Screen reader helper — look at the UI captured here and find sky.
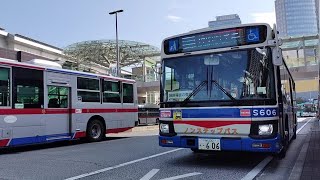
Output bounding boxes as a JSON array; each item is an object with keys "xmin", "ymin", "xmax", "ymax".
[{"xmin": 0, "ymin": 0, "xmax": 276, "ymax": 49}]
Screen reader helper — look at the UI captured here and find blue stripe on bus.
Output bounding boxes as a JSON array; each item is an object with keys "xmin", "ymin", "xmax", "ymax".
[
  {"xmin": 47, "ymin": 68, "xmax": 98, "ymax": 78},
  {"xmin": 9, "ymin": 133, "xmax": 72, "ymax": 146},
  {"xmin": 162, "ymin": 107, "xmax": 278, "ymax": 118}
]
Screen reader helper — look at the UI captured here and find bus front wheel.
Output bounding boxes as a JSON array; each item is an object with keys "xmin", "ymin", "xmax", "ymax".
[{"xmin": 87, "ymin": 119, "xmax": 105, "ymax": 142}]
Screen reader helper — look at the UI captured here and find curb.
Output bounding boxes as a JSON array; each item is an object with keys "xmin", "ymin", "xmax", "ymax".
[
  {"xmin": 127, "ymin": 125, "xmax": 159, "ymax": 132},
  {"xmin": 288, "ymin": 124, "xmax": 312, "ymax": 180},
  {"xmin": 132, "ymin": 126, "xmax": 158, "ymax": 132}
]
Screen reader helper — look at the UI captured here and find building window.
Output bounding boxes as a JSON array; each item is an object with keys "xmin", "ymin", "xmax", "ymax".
[
  {"xmin": 103, "ymin": 80, "xmax": 120, "ymax": 103},
  {"xmin": 0, "ymin": 67, "xmax": 10, "ymax": 107},
  {"xmin": 123, "ymin": 83, "xmax": 134, "ymax": 103},
  {"xmin": 77, "ymin": 77, "xmax": 100, "ymax": 102},
  {"xmin": 13, "ymin": 67, "xmax": 44, "ymax": 109}
]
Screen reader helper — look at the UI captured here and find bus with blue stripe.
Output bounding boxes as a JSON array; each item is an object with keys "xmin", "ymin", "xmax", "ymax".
[
  {"xmin": 0, "ymin": 58, "xmax": 138, "ymax": 148},
  {"xmin": 159, "ymin": 23, "xmax": 296, "ymax": 157}
]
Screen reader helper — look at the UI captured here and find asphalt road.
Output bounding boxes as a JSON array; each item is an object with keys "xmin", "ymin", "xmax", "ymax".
[{"xmin": 0, "ymin": 118, "xmax": 314, "ymax": 180}]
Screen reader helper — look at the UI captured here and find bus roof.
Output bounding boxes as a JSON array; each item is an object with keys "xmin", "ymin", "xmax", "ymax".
[
  {"xmin": 162, "ymin": 23, "xmax": 271, "ymax": 43},
  {"xmin": 0, "ymin": 57, "xmax": 135, "ymax": 83}
]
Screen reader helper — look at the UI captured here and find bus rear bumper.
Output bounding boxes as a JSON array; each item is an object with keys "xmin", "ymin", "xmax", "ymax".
[{"xmin": 159, "ymin": 134, "xmax": 281, "ymax": 153}]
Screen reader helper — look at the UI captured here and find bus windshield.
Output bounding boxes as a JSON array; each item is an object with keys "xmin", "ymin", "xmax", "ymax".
[{"xmin": 162, "ymin": 48, "xmax": 275, "ymax": 102}]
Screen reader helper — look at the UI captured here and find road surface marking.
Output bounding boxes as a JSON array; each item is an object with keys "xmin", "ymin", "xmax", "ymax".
[
  {"xmin": 241, "ymin": 156, "xmax": 273, "ymax": 180},
  {"xmin": 160, "ymin": 172, "xmax": 202, "ymax": 180},
  {"xmin": 297, "ymin": 118, "xmax": 312, "ymax": 133},
  {"xmin": 140, "ymin": 169, "xmax": 202, "ymax": 180},
  {"xmin": 140, "ymin": 169, "xmax": 160, "ymax": 180},
  {"xmin": 65, "ymin": 148, "xmax": 183, "ymax": 180}
]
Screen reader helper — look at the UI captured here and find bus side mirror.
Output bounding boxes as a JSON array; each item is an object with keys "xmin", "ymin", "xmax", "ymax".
[{"xmin": 272, "ymin": 24, "xmax": 283, "ymax": 66}]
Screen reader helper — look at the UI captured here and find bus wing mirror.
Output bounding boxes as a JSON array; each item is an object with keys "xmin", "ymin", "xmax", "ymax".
[{"xmin": 272, "ymin": 24, "xmax": 283, "ymax": 66}]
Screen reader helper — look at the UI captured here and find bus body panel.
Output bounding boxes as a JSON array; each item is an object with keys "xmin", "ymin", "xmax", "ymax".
[{"xmin": 138, "ymin": 104, "xmax": 159, "ymax": 125}]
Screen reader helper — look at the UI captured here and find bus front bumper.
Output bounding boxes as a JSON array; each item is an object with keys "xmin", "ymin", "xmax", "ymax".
[{"xmin": 159, "ymin": 134, "xmax": 282, "ymax": 153}]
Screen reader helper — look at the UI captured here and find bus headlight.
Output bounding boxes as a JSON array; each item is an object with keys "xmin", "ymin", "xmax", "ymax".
[
  {"xmin": 258, "ymin": 124, "xmax": 273, "ymax": 136},
  {"xmin": 160, "ymin": 123, "xmax": 169, "ymax": 133}
]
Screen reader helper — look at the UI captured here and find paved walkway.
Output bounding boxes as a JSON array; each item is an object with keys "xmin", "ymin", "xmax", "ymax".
[
  {"xmin": 300, "ymin": 119, "xmax": 320, "ymax": 180},
  {"xmin": 107, "ymin": 125, "xmax": 158, "ymax": 137}
]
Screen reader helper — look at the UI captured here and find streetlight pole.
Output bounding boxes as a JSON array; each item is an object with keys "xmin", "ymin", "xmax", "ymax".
[{"xmin": 109, "ymin": 9, "xmax": 123, "ymax": 77}]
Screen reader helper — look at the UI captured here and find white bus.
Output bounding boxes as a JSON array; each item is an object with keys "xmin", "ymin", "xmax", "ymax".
[
  {"xmin": 159, "ymin": 24, "xmax": 297, "ymax": 158},
  {"xmin": 0, "ymin": 58, "xmax": 138, "ymax": 148},
  {"xmin": 137, "ymin": 104, "xmax": 159, "ymax": 125}
]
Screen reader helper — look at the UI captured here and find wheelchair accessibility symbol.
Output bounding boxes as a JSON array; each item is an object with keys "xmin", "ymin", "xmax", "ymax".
[
  {"xmin": 246, "ymin": 27, "xmax": 260, "ymax": 43},
  {"xmin": 169, "ymin": 39, "xmax": 178, "ymax": 53}
]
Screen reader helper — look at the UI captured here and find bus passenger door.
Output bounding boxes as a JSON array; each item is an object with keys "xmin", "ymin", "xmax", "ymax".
[
  {"xmin": 45, "ymin": 85, "xmax": 72, "ymax": 141},
  {"xmin": 122, "ymin": 82, "xmax": 137, "ymax": 127}
]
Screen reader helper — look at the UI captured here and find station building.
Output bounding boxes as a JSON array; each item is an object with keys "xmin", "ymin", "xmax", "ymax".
[{"xmin": 0, "ymin": 27, "xmax": 161, "ymax": 106}]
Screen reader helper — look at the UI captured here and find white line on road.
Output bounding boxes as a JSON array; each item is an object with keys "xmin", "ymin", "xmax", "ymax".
[
  {"xmin": 297, "ymin": 118, "xmax": 312, "ymax": 133},
  {"xmin": 160, "ymin": 172, "xmax": 202, "ymax": 180},
  {"xmin": 65, "ymin": 148, "xmax": 183, "ymax": 180},
  {"xmin": 140, "ymin": 169, "xmax": 160, "ymax": 180},
  {"xmin": 241, "ymin": 156, "xmax": 273, "ymax": 180},
  {"xmin": 140, "ymin": 169, "xmax": 202, "ymax": 180}
]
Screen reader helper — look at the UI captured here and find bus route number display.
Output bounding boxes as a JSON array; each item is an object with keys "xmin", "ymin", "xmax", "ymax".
[{"xmin": 164, "ymin": 25, "xmax": 267, "ymax": 54}]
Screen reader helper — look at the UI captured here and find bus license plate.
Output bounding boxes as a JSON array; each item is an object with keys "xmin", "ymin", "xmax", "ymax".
[{"xmin": 198, "ymin": 138, "xmax": 221, "ymax": 151}]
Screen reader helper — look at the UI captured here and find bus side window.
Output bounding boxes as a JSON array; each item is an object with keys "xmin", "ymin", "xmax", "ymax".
[
  {"xmin": 123, "ymin": 83, "xmax": 134, "ymax": 103},
  {"xmin": 12, "ymin": 67, "xmax": 44, "ymax": 109},
  {"xmin": 77, "ymin": 77, "xmax": 100, "ymax": 102},
  {"xmin": 280, "ymin": 84, "xmax": 287, "ymax": 103},
  {"xmin": 0, "ymin": 67, "xmax": 10, "ymax": 107},
  {"xmin": 48, "ymin": 86, "xmax": 69, "ymax": 108},
  {"xmin": 103, "ymin": 80, "xmax": 120, "ymax": 103}
]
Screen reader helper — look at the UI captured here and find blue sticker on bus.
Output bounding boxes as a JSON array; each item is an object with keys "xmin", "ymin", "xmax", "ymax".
[
  {"xmin": 168, "ymin": 39, "xmax": 179, "ymax": 52},
  {"xmin": 246, "ymin": 27, "xmax": 260, "ymax": 43}
]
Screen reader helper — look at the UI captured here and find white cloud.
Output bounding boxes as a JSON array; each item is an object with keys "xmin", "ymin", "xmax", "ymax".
[
  {"xmin": 251, "ymin": 12, "xmax": 276, "ymax": 26},
  {"xmin": 166, "ymin": 15, "xmax": 183, "ymax": 23}
]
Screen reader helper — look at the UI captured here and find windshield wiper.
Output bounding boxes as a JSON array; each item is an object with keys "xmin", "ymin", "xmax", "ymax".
[
  {"xmin": 210, "ymin": 80, "xmax": 236, "ymax": 101},
  {"xmin": 182, "ymin": 80, "xmax": 207, "ymax": 105}
]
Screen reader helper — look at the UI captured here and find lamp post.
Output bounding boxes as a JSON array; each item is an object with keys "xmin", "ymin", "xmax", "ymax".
[{"xmin": 109, "ymin": 9, "xmax": 123, "ymax": 77}]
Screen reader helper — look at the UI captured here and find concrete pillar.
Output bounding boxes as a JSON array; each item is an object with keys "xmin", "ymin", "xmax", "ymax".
[{"xmin": 142, "ymin": 58, "xmax": 146, "ymax": 82}]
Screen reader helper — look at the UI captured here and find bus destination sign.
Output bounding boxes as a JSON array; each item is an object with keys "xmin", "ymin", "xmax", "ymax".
[{"xmin": 164, "ymin": 25, "xmax": 267, "ymax": 54}]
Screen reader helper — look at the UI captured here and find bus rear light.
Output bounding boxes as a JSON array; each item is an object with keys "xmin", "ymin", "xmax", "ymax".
[
  {"xmin": 252, "ymin": 143, "xmax": 271, "ymax": 148},
  {"xmin": 161, "ymin": 139, "xmax": 173, "ymax": 144}
]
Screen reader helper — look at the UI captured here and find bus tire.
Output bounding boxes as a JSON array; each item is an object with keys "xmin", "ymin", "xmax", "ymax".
[{"xmin": 86, "ymin": 119, "xmax": 105, "ymax": 142}]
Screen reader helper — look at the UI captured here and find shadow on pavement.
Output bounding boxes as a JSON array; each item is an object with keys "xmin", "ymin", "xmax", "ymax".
[{"xmin": 168, "ymin": 150, "xmax": 269, "ymax": 169}]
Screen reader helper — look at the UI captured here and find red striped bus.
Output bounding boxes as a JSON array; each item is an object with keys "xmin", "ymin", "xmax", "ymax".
[{"xmin": 0, "ymin": 58, "xmax": 138, "ymax": 147}]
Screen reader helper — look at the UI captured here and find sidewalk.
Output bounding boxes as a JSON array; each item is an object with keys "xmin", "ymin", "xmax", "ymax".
[
  {"xmin": 300, "ymin": 119, "xmax": 320, "ymax": 180},
  {"xmin": 107, "ymin": 125, "xmax": 158, "ymax": 137}
]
